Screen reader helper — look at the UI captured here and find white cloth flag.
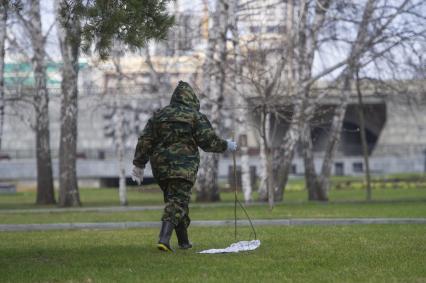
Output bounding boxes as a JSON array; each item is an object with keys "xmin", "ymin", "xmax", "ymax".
[{"xmin": 198, "ymin": 240, "xmax": 261, "ymax": 254}]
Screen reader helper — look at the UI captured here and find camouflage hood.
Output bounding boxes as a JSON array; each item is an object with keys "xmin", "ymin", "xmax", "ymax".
[{"xmin": 170, "ymin": 81, "xmax": 200, "ymax": 111}]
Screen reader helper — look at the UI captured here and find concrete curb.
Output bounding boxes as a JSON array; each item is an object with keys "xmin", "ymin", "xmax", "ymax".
[{"xmin": 1, "ymin": 218, "xmax": 425, "ymax": 232}]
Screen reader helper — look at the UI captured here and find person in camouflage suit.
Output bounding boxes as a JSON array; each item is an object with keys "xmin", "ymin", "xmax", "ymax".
[{"xmin": 131, "ymin": 81, "xmax": 237, "ymax": 252}]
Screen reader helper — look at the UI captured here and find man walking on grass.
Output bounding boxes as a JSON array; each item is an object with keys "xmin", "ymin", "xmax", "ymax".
[{"xmin": 131, "ymin": 81, "xmax": 237, "ymax": 252}]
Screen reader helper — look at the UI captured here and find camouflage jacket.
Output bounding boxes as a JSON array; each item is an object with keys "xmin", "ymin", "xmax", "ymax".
[{"xmin": 133, "ymin": 81, "xmax": 227, "ymax": 184}]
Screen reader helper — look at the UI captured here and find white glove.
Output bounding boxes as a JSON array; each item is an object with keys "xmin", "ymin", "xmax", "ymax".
[
  {"xmin": 226, "ymin": 139, "xmax": 238, "ymax": 152},
  {"xmin": 131, "ymin": 166, "xmax": 144, "ymax": 185}
]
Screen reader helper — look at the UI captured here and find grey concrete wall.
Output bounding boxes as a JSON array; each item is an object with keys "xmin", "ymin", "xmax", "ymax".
[
  {"xmin": 373, "ymin": 95, "xmax": 426, "ymax": 157},
  {"xmin": 2, "ymin": 89, "xmax": 425, "ymax": 183},
  {"xmin": 292, "ymin": 155, "xmax": 425, "ymax": 176}
]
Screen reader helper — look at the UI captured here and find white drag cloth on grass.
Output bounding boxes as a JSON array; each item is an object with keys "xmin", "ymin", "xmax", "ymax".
[{"xmin": 198, "ymin": 240, "xmax": 261, "ymax": 254}]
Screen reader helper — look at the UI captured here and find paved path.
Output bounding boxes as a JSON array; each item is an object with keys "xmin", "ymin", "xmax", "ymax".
[{"xmin": 1, "ymin": 218, "xmax": 425, "ymax": 232}]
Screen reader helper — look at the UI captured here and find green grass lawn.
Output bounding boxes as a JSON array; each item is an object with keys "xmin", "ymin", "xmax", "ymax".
[
  {"xmin": 0, "ymin": 186, "xmax": 165, "ymax": 210},
  {"xmin": 1, "ymin": 199, "xmax": 426, "ymax": 225},
  {"xmin": 0, "ymin": 225, "xmax": 425, "ymax": 282},
  {"xmin": 1, "ymin": 182, "xmax": 425, "ymax": 209},
  {"xmin": 1, "ymin": 179, "xmax": 425, "ymax": 282},
  {"xmin": 0, "ymin": 186, "xmax": 425, "ymax": 224}
]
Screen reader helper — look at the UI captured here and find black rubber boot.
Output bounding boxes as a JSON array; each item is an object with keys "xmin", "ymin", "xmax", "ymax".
[
  {"xmin": 157, "ymin": 221, "xmax": 175, "ymax": 252},
  {"xmin": 175, "ymin": 223, "xmax": 192, "ymax": 249}
]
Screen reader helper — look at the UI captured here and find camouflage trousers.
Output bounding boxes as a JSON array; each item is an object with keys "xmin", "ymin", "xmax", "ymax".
[{"xmin": 159, "ymin": 179, "xmax": 193, "ymax": 228}]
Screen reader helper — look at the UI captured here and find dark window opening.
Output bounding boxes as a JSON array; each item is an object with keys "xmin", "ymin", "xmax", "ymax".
[
  {"xmin": 249, "ymin": 26, "xmax": 261, "ymax": 33},
  {"xmin": 335, "ymin": 162, "xmax": 344, "ymax": 176},
  {"xmin": 291, "ymin": 164, "xmax": 297, "ymax": 174},
  {"xmin": 353, "ymin": 162, "xmax": 363, "ymax": 173},
  {"xmin": 341, "ymin": 122, "xmax": 378, "ymax": 156}
]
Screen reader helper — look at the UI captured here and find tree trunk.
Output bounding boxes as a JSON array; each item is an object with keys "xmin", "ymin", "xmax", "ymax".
[
  {"xmin": 116, "ymin": 102, "xmax": 127, "ymax": 206},
  {"xmin": 318, "ymin": 74, "xmax": 351, "ymax": 196},
  {"xmin": 113, "ymin": 51, "xmax": 128, "ymax": 206},
  {"xmin": 356, "ymin": 70, "xmax": 372, "ymax": 201},
  {"xmin": 258, "ymin": 110, "xmax": 271, "ymax": 202},
  {"xmin": 196, "ymin": 153, "xmax": 220, "ymax": 202},
  {"xmin": 274, "ymin": 0, "xmax": 332, "ymax": 201},
  {"xmin": 302, "ymin": 122, "xmax": 317, "ymax": 200},
  {"xmin": 274, "ymin": 98, "xmax": 303, "ymax": 201},
  {"xmin": 261, "ymin": 110, "xmax": 275, "ymax": 209},
  {"xmin": 28, "ymin": 0, "xmax": 55, "ymax": 204},
  {"xmin": 196, "ymin": 0, "xmax": 228, "ymax": 202},
  {"xmin": 240, "ymin": 148, "xmax": 252, "ymax": 202},
  {"xmin": 233, "ymin": 91, "xmax": 252, "ymax": 203},
  {"xmin": 258, "ymin": 130, "xmax": 268, "ymax": 201},
  {"xmin": 229, "ymin": 0, "xmax": 252, "ymax": 203},
  {"xmin": 57, "ymin": 0, "xmax": 81, "ymax": 206},
  {"xmin": 266, "ymin": 147, "xmax": 274, "ymax": 209},
  {"xmin": 253, "ymin": 108, "xmax": 274, "ymax": 208},
  {"xmin": 301, "ymin": 121, "xmax": 327, "ymax": 201},
  {"xmin": 0, "ymin": 3, "xmax": 6, "ymax": 151},
  {"xmin": 317, "ymin": 0, "xmax": 377, "ymax": 196}
]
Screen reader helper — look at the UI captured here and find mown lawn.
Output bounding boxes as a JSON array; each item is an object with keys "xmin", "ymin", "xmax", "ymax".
[
  {"xmin": 0, "ymin": 186, "xmax": 425, "ymax": 224},
  {"xmin": 0, "ymin": 225, "xmax": 425, "ymax": 282},
  {"xmin": 2, "ymin": 172, "xmax": 426, "ymax": 210},
  {"xmin": 1, "ymin": 198, "xmax": 426, "ymax": 225},
  {"xmin": 0, "ymin": 181, "xmax": 425, "ymax": 209}
]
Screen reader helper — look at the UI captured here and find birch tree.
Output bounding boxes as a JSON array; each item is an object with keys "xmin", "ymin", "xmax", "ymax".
[
  {"xmin": 0, "ymin": 1, "xmax": 7, "ymax": 151},
  {"xmin": 273, "ymin": 0, "xmax": 333, "ymax": 202},
  {"xmin": 56, "ymin": 0, "xmax": 82, "ymax": 206},
  {"xmin": 15, "ymin": 0, "xmax": 55, "ymax": 204},
  {"xmin": 317, "ymin": 0, "xmax": 380, "ymax": 200},
  {"xmin": 306, "ymin": 0, "xmax": 422, "ymax": 200},
  {"xmin": 112, "ymin": 45, "xmax": 128, "ymax": 206},
  {"xmin": 196, "ymin": 0, "xmax": 229, "ymax": 202},
  {"xmin": 228, "ymin": 0, "xmax": 253, "ymax": 203},
  {"xmin": 53, "ymin": 0, "xmax": 174, "ymax": 206},
  {"xmin": 228, "ymin": 0, "xmax": 289, "ymax": 206}
]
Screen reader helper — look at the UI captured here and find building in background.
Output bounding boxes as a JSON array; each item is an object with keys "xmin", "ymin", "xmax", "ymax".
[{"xmin": 1, "ymin": 1, "xmax": 425, "ymax": 187}]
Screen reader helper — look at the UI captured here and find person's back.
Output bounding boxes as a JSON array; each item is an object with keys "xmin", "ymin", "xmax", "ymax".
[
  {"xmin": 131, "ymin": 81, "xmax": 237, "ymax": 252},
  {"xmin": 134, "ymin": 81, "xmax": 229, "ymax": 183}
]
